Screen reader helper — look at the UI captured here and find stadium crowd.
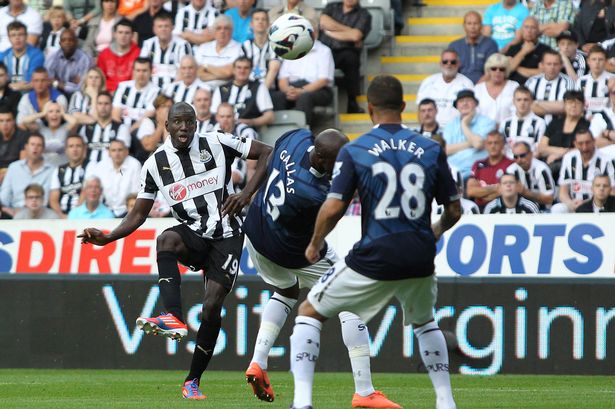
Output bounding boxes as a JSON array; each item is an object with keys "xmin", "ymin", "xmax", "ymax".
[{"xmin": 0, "ymin": 0, "xmax": 614, "ymax": 221}]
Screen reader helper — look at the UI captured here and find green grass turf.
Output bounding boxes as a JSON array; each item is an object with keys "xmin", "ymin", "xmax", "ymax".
[{"xmin": 0, "ymin": 370, "xmax": 614, "ymax": 409}]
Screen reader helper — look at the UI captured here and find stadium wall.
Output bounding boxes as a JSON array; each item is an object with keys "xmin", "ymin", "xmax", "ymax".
[{"xmin": 0, "ymin": 215, "xmax": 614, "ymax": 374}]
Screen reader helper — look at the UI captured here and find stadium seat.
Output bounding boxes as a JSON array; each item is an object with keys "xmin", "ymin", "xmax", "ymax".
[
  {"xmin": 303, "ymin": 0, "xmax": 330, "ymax": 10},
  {"xmin": 260, "ymin": 110, "xmax": 308, "ymax": 145},
  {"xmin": 360, "ymin": 0, "xmax": 395, "ymax": 50},
  {"xmin": 313, "ymin": 85, "xmax": 340, "ymax": 128}
]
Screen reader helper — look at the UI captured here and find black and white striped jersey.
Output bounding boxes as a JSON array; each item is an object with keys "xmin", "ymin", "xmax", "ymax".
[
  {"xmin": 499, "ymin": 113, "xmax": 546, "ymax": 156},
  {"xmin": 241, "ymin": 38, "xmax": 280, "ymax": 81},
  {"xmin": 210, "ymin": 80, "xmax": 273, "ymax": 119},
  {"xmin": 112, "ymin": 80, "xmax": 160, "ymax": 127},
  {"xmin": 78, "ymin": 120, "xmax": 132, "ymax": 163},
  {"xmin": 172, "ymin": 3, "xmax": 219, "ymax": 39},
  {"xmin": 68, "ymin": 91, "xmax": 92, "ymax": 114},
  {"xmin": 558, "ymin": 149, "xmax": 615, "ymax": 201},
  {"xmin": 525, "ymin": 73, "xmax": 574, "ymax": 102},
  {"xmin": 163, "ymin": 79, "xmax": 208, "ymax": 103},
  {"xmin": 213, "ymin": 122, "xmax": 258, "ymax": 140},
  {"xmin": 42, "ymin": 27, "xmax": 64, "ymax": 56},
  {"xmin": 140, "ymin": 37, "xmax": 193, "ymax": 88},
  {"xmin": 562, "ymin": 50, "xmax": 587, "ymax": 79},
  {"xmin": 576, "ymin": 71, "xmax": 614, "ymax": 114},
  {"xmin": 137, "ymin": 131, "xmax": 252, "ymax": 239},
  {"xmin": 49, "ymin": 160, "xmax": 88, "ymax": 214},
  {"xmin": 196, "ymin": 116, "xmax": 215, "ymax": 133},
  {"xmin": 483, "ymin": 196, "xmax": 540, "ymax": 214},
  {"xmin": 506, "ymin": 159, "xmax": 555, "ymax": 199}
]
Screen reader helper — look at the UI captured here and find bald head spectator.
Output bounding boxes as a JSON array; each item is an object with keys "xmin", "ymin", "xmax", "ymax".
[
  {"xmin": 13, "ymin": 183, "xmax": 58, "ymax": 219},
  {"xmin": 506, "ymin": 17, "xmax": 552, "ymax": 85},
  {"xmin": 67, "ymin": 176, "xmax": 115, "ymax": 219},
  {"xmin": 163, "ymin": 56, "xmax": 207, "ymax": 104},
  {"xmin": 449, "ymin": 11, "xmax": 498, "ymax": 84}
]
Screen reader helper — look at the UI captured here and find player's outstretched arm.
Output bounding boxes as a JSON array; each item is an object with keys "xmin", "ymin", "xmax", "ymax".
[
  {"xmin": 432, "ymin": 199, "xmax": 462, "ymax": 242},
  {"xmin": 305, "ymin": 197, "xmax": 349, "ymax": 264},
  {"xmin": 222, "ymin": 140, "xmax": 273, "ymax": 217},
  {"xmin": 78, "ymin": 198, "xmax": 154, "ymax": 246}
]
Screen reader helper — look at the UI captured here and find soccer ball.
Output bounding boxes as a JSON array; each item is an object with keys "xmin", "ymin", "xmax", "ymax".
[{"xmin": 269, "ymin": 14, "xmax": 315, "ymax": 60}]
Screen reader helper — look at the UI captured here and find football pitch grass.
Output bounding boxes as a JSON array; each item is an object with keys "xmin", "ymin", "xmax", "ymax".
[{"xmin": 1, "ymin": 370, "xmax": 614, "ymax": 409}]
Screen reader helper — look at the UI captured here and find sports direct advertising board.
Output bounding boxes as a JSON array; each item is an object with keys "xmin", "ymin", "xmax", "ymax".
[{"xmin": 0, "ymin": 214, "xmax": 613, "ymax": 278}]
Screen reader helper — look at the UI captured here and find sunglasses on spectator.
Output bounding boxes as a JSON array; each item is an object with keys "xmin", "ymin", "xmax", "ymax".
[
  {"xmin": 513, "ymin": 152, "xmax": 529, "ymax": 159},
  {"xmin": 490, "ymin": 67, "xmax": 506, "ymax": 72},
  {"xmin": 441, "ymin": 59, "xmax": 457, "ymax": 65}
]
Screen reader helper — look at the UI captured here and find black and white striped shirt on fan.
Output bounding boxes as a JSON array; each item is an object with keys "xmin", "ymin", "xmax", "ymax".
[
  {"xmin": 499, "ymin": 113, "xmax": 547, "ymax": 155},
  {"xmin": 137, "ymin": 131, "xmax": 252, "ymax": 239},
  {"xmin": 113, "ymin": 81, "xmax": 160, "ymax": 127},
  {"xmin": 576, "ymin": 72, "xmax": 614, "ymax": 114},
  {"xmin": 525, "ymin": 73, "xmax": 574, "ymax": 102},
  {"xmin": 173, "ymin": 3, "xmax": 219, "ymax": 37},
  {"xmin": 558, "ymin": 149, "xmax": 615, "ymax": 201},
  {"xmin": 78, "ymin": 121, "xmax": 132, "ymax": 163},
  {"xmin": 140, "ymin": 37, "xmax": 193, "ymax": 88},
  {"xmin": 49, "ymin": 160, "xmax": 89, "ymax": 214},
  {"xmin": 241, "ymin": 39, "xmax": 280, "ymax": 81},
  {"xmin": 163, "ymin": 80, "xmax": 207, "ymax": 104}
]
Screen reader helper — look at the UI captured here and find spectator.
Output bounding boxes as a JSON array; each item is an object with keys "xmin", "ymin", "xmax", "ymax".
[
  {"xmin": 0, "ymin": 21, "xmax": 45, "ymax": 92},
  {"xmin": 163, "ymin": 56, "xmax": 207, "ymax": 104},
  {"xmin": 467, "ymin": 130, "xmax": 515, "ymax": 208},
  {"xmin": 506, "ymin": 140, "xmax": 555, "ymax": 208},
  {"xmin": 482, "ymin": 0, "xmax": 529, "ymax": 52},
  {"xmin": 76, "ymin": 91, "xmax": 131, "ymax": 163},
  {"xmin": 268, "ymin": 0, "xmax": 318, "ymax": 26},
  {"xmin": 526, "ymin": 49, "xmax": 574, "ymax": 121},
  {"xmin": 211, "ymin": 56, "xmax": 274, "ymax": 127},
  {"xmin": 45, "ymin": 29, "xmax": 93, "ymax": 98},
  {"xmin": 68, "ymin": 67, "xmax": 107, "ymax": 120},
  {"xmin": 278, "ymin": 28, "xmax": 334, "ymax": 127},
  {"xmin": 65, "ymin": 0, "xmax": 102, "ymax": 39},
  {"xmin": 573, "ymin": 0, "xmax": 615, "ymax": 53},
  {"xmin": 136, "ymin": 94, "xmax": 173, "ymax": 154},
  {"xmin": 0, "ymin": 133, "xmax": 55, "ymax": 216},
  {"xmin": 0, "ymin": 62, "xmax": 20, "ymax": 116},
  {"xmin": 195, "ymin": 15, "xmax": 243, "ymax": 90},
  {"xmin": 537, "ymin": 90, "xmax": 591, "ymax": 177},
  {"xmin": 443, "ymin": 89, "xmax": 496, "ymax": 179},
  {"xmin": 40, "ymin": 6, "xmax": 68, "ymax": 57},
  {"xmin": 530, "ymin": 0, "xmax": 574, "ymax": 50},
  {"xmin": 133, "ymin": 0, "xmax": 165, "ymax": 46},
  {"xmin": 194, "ymin": 87, "xmax": 215, "ymax": 133},
  {"xmin": 557, "ymin": 30, "xmax": 586, "ymax": 82},
  {"xmin": 0, "ymin": 106, "xmax": 28, "ymax": 172},
  {"xmin": 0, "ymin": 0, "xmax": 43, "ymax": 52},
  {"xmin": 140, "ymin": 11, "xmax": 192, "ymax": 89},
  {"xmin": 415, "ymin": 98, "xmax": 441, "ymax": 138},
  {"xmin": 49, "ymin": 134, "xmax": 88, "ymax": 218},
  {"xmin": 117, "ymin": 0, "xmax": 148, "ymax": 20},
  {"xmin": 551, "ymin": 128, "xmax": 615, "ymax": 213},
  {"xmin": 506, "ymin": 17, "xmax": 552, "ymax": 85},
  {"xmin": 225, "ymin": 0, "xmax": 254, "ymax": 43},
  {"xmin": 590, "ymin": 80, "xmax": 615, "ymax": 155},
  {"xmin": 449, "ymin": 11, "xmax": 498, "ymax": 84},
  {"xmin": 241, "ymin": 9, "xmax": 281, "ymax": 90},
  {"xmin": 16, "ymin": 68, "xmax": 69, "ymax": 130},
  {"xmin": 319, "ymin": 0, "xmax": 372, "ymax": 113},
  {"xmin": 577, "ymin": 45, "xmax": 613, "ymax": 116},
  {"xmin": 174, "ymin": 0, "xmax": 219, "ymax": 46},
  {"xmin": 500, "ymin": 85, "xmax": 547, "ymax": 156},
  {"xmin": 67, "ymin": 176, "xmax": 114, "ymax": 219},
  {"xmin": 20, "ymin": 101, "xmax": 77, "ymax": 167},
  {"xmin": 13, "ymin": 183, "xmax": 58, "ymax": 219},
  {"xmin": 84, "ymin": 139, "xmax": 141, "ymax": 217},
  {"xmin": 483, "ymin": 173, "xmax": 540, "ymax": 213},
  {"xmin": 576, "ymin": 174, "xmax": 615, "ymax": 212},
  {"xmin": 96, "ymin": 18, "xmax": 140, "ymax": 92},
  {"xmin": 475, "ymin": 53, "xmax": 519, "ymax": 124},
  {"xmin": 417, "ymin": 49, "xmax": 474, "ymax": 127},
  {"xmin": 112, "ymin": 57, "xmax": 159, "ymax": 135},
  {"xmin": 84, "ymin": 0, "xmax": 122, "ymax": 57}
]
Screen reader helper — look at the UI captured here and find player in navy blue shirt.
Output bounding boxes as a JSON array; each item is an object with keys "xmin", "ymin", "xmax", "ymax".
[
  {"xmin": 289, "ymin": 75, "xmax": 462, "ymax": 409},
  {"xmin": 243, "ymin": 128, "xmax": 401, "ymax": 409}
]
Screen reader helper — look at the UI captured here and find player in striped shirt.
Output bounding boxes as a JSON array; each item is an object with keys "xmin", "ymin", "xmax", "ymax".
[
  {"xmin": 78, "ymin": 102, "xmax": 273, "ymax": 399},
  {"xmin": 163, "ymin": 56, "xmax": 207, "ymax": 104},
  {"xmin": 483, "ymin": 173, "xmax": 540, "ymax": 214},
  {"xmin": 505, "ymin": 141, "xmax": 555, "ymax": 209},
  {"xmin": 576, "ymin": 45, "xmax": 613, "ymax": 116},
  {"xmin": 499, "ymin": 86, "xmax": 547, "ymax": 156}
]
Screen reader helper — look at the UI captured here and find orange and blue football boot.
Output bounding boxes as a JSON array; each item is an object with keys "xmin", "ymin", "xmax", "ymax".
[
  {"xmin": 136, "ymin": 313, "xmax": 188, "ymax": 340},
  {"xmin": 182, "ymin": 378, "xmax": 207, "ymax": 400}
]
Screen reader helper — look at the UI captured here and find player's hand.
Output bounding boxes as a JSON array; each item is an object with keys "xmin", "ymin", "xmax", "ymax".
[
  {"xmin": 221, "ymin": 192, "xmax": 250, "ymax": 218},
  {"xmin": 77, "ymin": 228, "xmax": 112, "ymax": 246},
  {"xmin": 305, "ymin": 242, "xmax": 321, "ymax": 264}
]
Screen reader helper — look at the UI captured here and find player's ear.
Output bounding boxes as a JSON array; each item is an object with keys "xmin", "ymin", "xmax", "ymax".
[{"xmin": 367, "ymin": 102, "xmax": 374, "ymax": 119}]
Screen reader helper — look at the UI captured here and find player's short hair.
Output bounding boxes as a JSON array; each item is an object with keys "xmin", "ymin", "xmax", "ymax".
[
  {"xmin": 574, "ymin": 128, "xmax": 593, "ymax": 140},
  {"xmin": 593, "ymin": 174, "xmax": 612, "ymax": 185},
  {"xmin": 512, "ymin": 141, "xmax": 532, "ymax": 152},
  {"xmin": 153, "ymin": 94, "xmax": 172, "ymax": 110},
  {"xmin": 563, "ymin": 89, "xmax": 584, "ymax": 103},
  {"xmin": 367, "ymin": 75, "xmax": 404, "ymax": 112},
  {"xmin": 109, "ymin": 139, "xmax": 128, "ymax": 149},
  {"xmin": 588, "ymin": 44, "xmax": 608, "ymax": 59},
  {"xmin": 251, "ymin": 8, "xmax": 268, "ymax": 19},
  {"xmin": 32, "ymin": 67, "xmax": 49, "ymax": 77},
  {"xmin": 65, "ymin": 134, "xmax": 85, "ymax": 145},
  {"xmin": 233, "ymin": 56, "xmax": 253, "ymax": 68},
  {"xmin": 217, "ymin": 102, "xmax": 234, "ymax": 114},
  {"xmin": 0, "ymin": 104, "xmax": 14, "ymax": 116},
  {"xmin": 48, "ymin": 6, "xmax": 67, "ymax": 20},
  {"xmin": 97, "ymin": 91, "xmax": 113, "ymax": 102},
  {"xmin": 418, "ymin": 98, "xmax": 437, "ymax": 109},
  {"xmin": 514, "ymin": 85, "xmax": 534, "ymax": 99},
  {"xmin": 464, "ymin": 10, "xmax": 481, "ymax": 24},
  {"xmin": 134, "ymin": 57, "xmax": 152, "ymax": 69},
  {"xmin": 541, "ymin": 49, "xmax": 561, "ymax": 63},
  {"xmin": 114, "ymin": 18, "xmax": 134, "ymax": 32},
  {"xmin": 24, "ymin": 183, "xmax": 44, "ymax": 197},
  {"xmin": 84, "ymin": 175, "xmax": 103, "ymax": 189},
  {"xmin": 153, "ymin": 11, "xmax": 174, "ymax": 24},
  {"xmin": 499, "ymin": 172, "xmax": 518, "ymax": 183},
  {"xmin": 26, "ymin": 133, "xmax": 45, "ymax": 147},
  {"xmin": 7, "ymin": 21, "xmax": 27, "ymax": 34},
  {"xmin": 441, "ymin": 48, "xmax": 458, "ymax": 58},
  {"xmin": 486, "ymin": 130, "xmax": 505, "ymax": 143},
  {"xmin": 213, "ymin": 14, "xmax": 233, "ymax": 30}
]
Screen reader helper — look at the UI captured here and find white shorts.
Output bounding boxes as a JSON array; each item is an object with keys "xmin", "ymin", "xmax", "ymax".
[
  {"xmin": 246, "ymin": 238, "xmax": 338, "ymax": 289},
  {"xmin": 307, "ymin": 260, "xmax": 437, "ymax": 326}
]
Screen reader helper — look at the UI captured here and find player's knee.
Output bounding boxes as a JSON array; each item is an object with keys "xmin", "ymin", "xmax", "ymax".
[
  {"xmin": 156, "ymin": 231, "xmax": 183, "ymax": 253},
  {"xmin": 297, "ymin": 300, "xmax": 326, "ymax": 322}
]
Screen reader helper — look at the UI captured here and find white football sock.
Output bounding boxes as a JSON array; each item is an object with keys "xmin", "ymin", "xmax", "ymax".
[
  {"xmin": 251, "ymin": 293, "xmax": 297, "ymax": 370},
  {"xmin": 414, "ymin": 321, "xmax": 457, "ymax": 409},
  {"xmin": 339, "ymin": 311, "xmax": 375, "ymax": 397},
  {"xmin": 290, "ymin": 315, "xmax": 322, "ymax": 408}
]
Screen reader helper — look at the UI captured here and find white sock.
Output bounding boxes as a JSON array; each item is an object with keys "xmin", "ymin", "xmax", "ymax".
[
  {"xmin": 414, "ymin": 321, "xmax": 456, "ymax": 409},
  {"xmin": 251, "ymin": 293, "xmax": 297, "ymax": 370},
  {"xmin": 339, "ymin": 311, "xmax": 375, "ymax": 397},
  {"xmin": 290, "ymin": 315, "xmax": 322, "ymax": 408}
]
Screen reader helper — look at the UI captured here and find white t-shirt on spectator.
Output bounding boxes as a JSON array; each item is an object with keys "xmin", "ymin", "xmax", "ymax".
[
  {"xmin": 0, "ymin": 5, "xmax": 43, "ymax": 52},
  {"xmin": 137, "ymin": 117, "xmax": 156, "ymax": 140},
  {"xmin": 417, "ymin": 73, "xmax": 474, "ymax": 127},
  {"xmin": 278, "ymin": 40, "xmax": 334, "ymax": 86},
  {"xmin": 475, "ymin": 80, "xmax": 519, "ymax": 125},
  {"xmin": 194, "ymin": 39, "xmax": 243, "ymax": 89}
]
